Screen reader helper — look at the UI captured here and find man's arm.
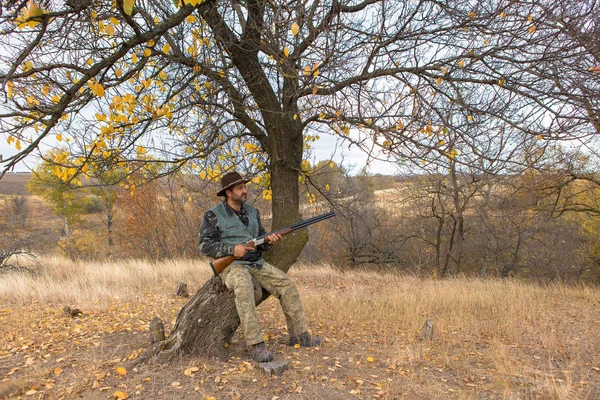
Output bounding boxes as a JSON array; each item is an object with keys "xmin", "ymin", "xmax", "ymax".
[{"xmin": 198, "ymin": 210, "xmax": 235, "ymax": 258}]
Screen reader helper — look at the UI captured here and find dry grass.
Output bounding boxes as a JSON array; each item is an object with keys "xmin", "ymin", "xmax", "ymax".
[
  {"xmin": 0, "ymin": 255, "xmax": 213, "ymax": 306},
  {"xmin": 1, "ymin": 258, "xmax": 599, "ymax": 399}
]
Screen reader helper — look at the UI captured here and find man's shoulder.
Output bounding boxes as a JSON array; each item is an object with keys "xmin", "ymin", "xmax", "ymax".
[{"xmin": 208, "ymin": 202, "xmax": 226, "ymax": 214}]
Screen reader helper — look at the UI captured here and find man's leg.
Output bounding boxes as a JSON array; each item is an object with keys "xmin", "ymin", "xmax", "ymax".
[
  {"xmin": 250, "ymin": 263, "xmax": 314, "ymax": 342},
  {"xmin": 220, "ymin": 264, "xmax": 265, "ymax": 346}
]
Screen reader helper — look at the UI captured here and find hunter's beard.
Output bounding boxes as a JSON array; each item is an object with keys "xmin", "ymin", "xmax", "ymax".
[{"xmin": 229, "ymin": 193, "xmax": 247, "ymax": 207}]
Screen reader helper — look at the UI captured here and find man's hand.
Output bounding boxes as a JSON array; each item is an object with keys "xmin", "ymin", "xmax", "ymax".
[
  {"xmin": 265, "ymin": 233, "xmax": 283, "ymax": 245},
  {"xmin": 233, "ymin": 243, "xmax": 255, "ymax": 258}
]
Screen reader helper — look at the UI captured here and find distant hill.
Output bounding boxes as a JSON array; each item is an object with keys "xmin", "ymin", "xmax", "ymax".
[{"xmin": 0, "ymin": 172, "xmax": 32, "ymax": 196}]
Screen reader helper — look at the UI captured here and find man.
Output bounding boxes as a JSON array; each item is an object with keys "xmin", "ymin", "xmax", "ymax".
[{"xmin": 199, "ymin": 171, "xmax": 322, "ymax": 363}]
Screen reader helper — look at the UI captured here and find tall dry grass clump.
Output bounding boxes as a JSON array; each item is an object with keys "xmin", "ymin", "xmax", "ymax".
[{"xmin": 0, "ymin": 255, "xmax": 213, "ymax": 307}]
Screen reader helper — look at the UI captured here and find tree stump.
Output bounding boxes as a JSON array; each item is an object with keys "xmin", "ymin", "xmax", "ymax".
[
  {"xmin": 419, "ymin": 318, "xmax": 434, "ymax": 341},
  {"xmin": 137, "ymin": 277, "xmax": 241, "ymax": 364},
  {"xmin": 149, "ymin": 317, "xmax": 165, "ymax": 343},
  {"xmin": 174, "ymin": 281, "xmax": 189, "ymax": 298}
]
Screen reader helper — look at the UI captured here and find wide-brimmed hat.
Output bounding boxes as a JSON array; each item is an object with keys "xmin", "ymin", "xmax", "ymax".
[{"xmin": 217, "ymin": 171, "xmax": 251, "ymax": 196}]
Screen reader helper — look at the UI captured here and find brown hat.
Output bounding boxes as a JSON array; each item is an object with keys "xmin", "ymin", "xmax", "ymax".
[{"xmin": 217, "ymin": 171, "xmax": 250, "ymax": 196}]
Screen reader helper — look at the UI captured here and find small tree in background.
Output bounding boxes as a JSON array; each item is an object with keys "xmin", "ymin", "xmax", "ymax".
[{"xmin": 27, "ymin": 152, "xmax": 89, "ymax": 238}]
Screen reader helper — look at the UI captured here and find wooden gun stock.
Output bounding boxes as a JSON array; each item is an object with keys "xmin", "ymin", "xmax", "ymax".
[
  {"xmin": 209, "ymin": 255, "xmax": 237, "ymax": 276},
  {"xmin": 208, "ymin": 211, "xmax": 335, "ymax": 276}
]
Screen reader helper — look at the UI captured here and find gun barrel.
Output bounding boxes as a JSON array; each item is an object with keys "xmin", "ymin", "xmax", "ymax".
[{"xmin": 287, "ymin": 211, "xmax": 336, "ymax": 231}]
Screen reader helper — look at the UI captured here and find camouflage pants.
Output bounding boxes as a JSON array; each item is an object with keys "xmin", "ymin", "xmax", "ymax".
[{"xmin": 221, "ymin": 262, "xmax": 308, "ymax": 346}]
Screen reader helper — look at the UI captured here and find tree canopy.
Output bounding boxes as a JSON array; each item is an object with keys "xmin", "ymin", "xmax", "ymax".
[{"xmin": 1, "ymin": 0, "xmax": 599, "ymax": 266}]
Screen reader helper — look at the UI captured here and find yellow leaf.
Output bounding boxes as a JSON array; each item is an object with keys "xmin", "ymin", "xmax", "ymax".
[
  {"xmin": 115, "ymin": 68, "xmax": 123, "ymax": 78},
  {"xmin": 184, "ymin": 367, "xmax": 199, "ymax": 377},
  {"xmin": 41, "ymin": 85, "xmax": 50, "ymax": 96},
  {"xmin": 52, "ymin": 95, "xmax": 61, "ymax": 104},
  {"xmin": 528, "ymin": 25, "xmax": 536, "ymax": 34},
  {"xmin": 291, "ymin": 22, "xmax": 299, "ymax": 36},
  {"xmin": 283, "ymin": 46, "xmax": 289, "ymax": 57},
  {"xmin": 56, "ymin": 134, "xmax": 62, "ymax": 142},
  {"xmin": 122, "ymin": 0, "xmax": 134, "ymax": 15},
  {"xmin": 16, "ymin": 140, "xmax": 22, "ymax": 151},
  {"xmin": 312, "ymin": 84, "xmax": 318, "ymax": 95},
  {"xmin": 144, "ymin": 48, "xmax": 151, "ymax": 57},
  {"xmin": 116, "ymin": 367, "xmax": 127, "ymax": 376},
  {"xmin": 92, "ymin": 82, "xmax": 105, "ymax": 97},
  {"xmin": 113, "ymin": 391, "xmax": 128, "ymax": 400},
  {"xmin": 457, "ymin": 59, "xmax": 465, "ymax": 67},
  {"xmin": 105, "ymin": 24, "xmax": 115, "ymax": 36},
  {"xmin": 132, "ymin": 53, "xmax": 138, "ymax": 64},
  {"xmin": 28, "ymin": 1, "xmax": 43, "ymax": 18},
  {"xmin": 436, "ymin": 77, "xmax": 443, "ymax": 85},
  {"xmin": 367, "ymin": 356, "xmax": 375, "ymax": 363},
  {"xmin": 186, "ymin": 15, "xmax": 196, "ymax": 23},
  {"xmin": 527, "ymin": 14, "xmax": 533, "ymax": 22},
  {"xmin": 499, "ymin": 12, "xmax": 506, "ymax": 18},
  {"xmin": 54, "ymin": 367, "xmax": 63, "ymax": 375},
  {"xmin": 162, "ymin": 43, "xmax": 171, "ymax": 54},
  {"xmin": 467, "ymin": 115, "xmax": 473, "ymax": 121},
  {"xmin": 325, "ymin": 184, "xmax": 330, "ymax": 191}
]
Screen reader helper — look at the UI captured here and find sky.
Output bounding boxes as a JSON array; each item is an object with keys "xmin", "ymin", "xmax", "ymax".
[
  {"xmin": 309, "ymin": 132, "xmax": 399, "ymax": 175},
  {"xmin": 1, "ymin": 132, "xmax": 399, "ymax": 176}
]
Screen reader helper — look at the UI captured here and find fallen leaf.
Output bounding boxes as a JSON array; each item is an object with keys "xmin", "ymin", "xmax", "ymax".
[{"xmin": 113, "ymin": 391, "xmax": 128, "ymax": 399}]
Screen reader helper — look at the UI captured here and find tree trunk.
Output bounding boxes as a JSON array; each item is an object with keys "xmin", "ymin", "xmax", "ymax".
[{"xmin": 267, "ymin": 158, "xmax": 307, "ymax": 272}]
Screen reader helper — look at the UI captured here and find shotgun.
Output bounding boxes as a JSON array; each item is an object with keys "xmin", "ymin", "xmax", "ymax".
[{"xmin": 209, "ymin": 211, "xmax": 336, "ymax": 276}]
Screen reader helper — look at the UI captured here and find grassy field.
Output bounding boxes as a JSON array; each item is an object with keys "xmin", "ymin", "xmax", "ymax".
[{"xmin": 0, "ymin": 257, "xmax": 598, "ymax": 399}]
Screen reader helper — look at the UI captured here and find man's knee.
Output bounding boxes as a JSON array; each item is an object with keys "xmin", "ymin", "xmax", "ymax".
[{"xmin": 223, "ymin": 267, "xmax": 254, "ymax": 294}]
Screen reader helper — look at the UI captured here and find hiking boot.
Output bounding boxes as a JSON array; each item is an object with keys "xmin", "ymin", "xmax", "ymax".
[
  {"xmin": 249, "ymin": 342, "xmax": 273, "ymax": 363},
  {"xmin": 289, "ymin": 332, "xmax": 322, "ymax": 347}
]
